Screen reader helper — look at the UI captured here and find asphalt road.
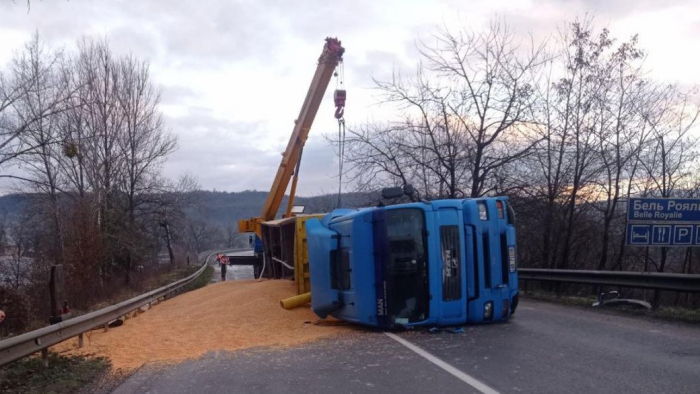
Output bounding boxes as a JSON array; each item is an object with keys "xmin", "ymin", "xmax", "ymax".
[{"xmin": 110, "ymin": 298, "xmax": 700, "ymax": 394}]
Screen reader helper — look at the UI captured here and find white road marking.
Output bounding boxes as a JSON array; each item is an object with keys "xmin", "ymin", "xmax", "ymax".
[{"xmin": 384, "ymin": 332, "xmax": 500, "ymax": 394}]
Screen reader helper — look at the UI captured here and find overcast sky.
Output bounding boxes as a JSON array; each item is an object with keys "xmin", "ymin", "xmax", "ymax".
[{"xmin": 1, "ymin": 0, "xmax": 698, "ymax": 196}]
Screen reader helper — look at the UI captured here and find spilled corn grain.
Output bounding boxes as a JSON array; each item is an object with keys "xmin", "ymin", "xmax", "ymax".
[{"xmin": 53, "ymin": 279, "xmax": 356, "ymax": 370}]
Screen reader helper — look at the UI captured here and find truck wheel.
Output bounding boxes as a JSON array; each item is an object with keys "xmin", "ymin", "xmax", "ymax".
[{"xmin": 511, "ymin": 293, "xmax": 519, "ymax": 315}]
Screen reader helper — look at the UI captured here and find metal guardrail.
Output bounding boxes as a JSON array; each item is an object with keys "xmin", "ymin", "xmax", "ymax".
[
  {"xmin": 6, "ymin": 254, "xmax": 695, "ymax": 367},
  {"xmin": 519, "ymin": 268, "xmax": 700, "ymax": 293},
  {"xmin": 0, "ymin": 249, "xmax": 219, "ymax": 367}
]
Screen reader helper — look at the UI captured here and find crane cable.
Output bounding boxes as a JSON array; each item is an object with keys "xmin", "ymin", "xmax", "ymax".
[
  {"xmin": 337, "ymin": 116, "xmax": 346, "ymax": 208},
  {"xmin": 334, "ymin": 62, "xmax": 346, "ymax": 209}
]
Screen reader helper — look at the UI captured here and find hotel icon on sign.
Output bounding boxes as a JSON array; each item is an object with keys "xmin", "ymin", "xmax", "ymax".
[{"xmin": 629, "ymin": 225, "xmax": 650, "ymax": 245}]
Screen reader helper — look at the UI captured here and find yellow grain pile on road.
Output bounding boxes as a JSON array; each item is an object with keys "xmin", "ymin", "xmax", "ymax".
[{"xmin": 53, "ymin": 279, "xmax": 355, "ymax": 370}]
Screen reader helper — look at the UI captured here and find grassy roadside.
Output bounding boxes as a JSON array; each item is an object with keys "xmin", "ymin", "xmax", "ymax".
[
  {"xmin": 157, "ymin": 264, "xmax": 205, "ymax": 287},
  {"xmin": 0, "ymin": 264, "xmax": 214, "ymax": 394},
  {"xmin": 521, "ymin": 291, "xmax": 700, "ymax": 324},
  {"xmin": 183, "ymin": 265, "xmax": 214, "ymax": 292},
  {"xmin": 50, "ymin": 264, "xmax": 208, "ymax": 330},
  {"xmin": 0, "ymin": 353, "xmax": 110, "ymax": 394}
]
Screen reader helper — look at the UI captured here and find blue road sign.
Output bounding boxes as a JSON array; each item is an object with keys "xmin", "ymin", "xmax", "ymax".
[
  {"xmin": 626, "ymin": 223, "xmax": 699, "ymax": 246},
  {"xmin": 626, "ymin": 198, "xmax": 700, "ymax": 246},
  {"xmin": 627, "ymin": 198, "xmax": 700, "ymax": 222}
]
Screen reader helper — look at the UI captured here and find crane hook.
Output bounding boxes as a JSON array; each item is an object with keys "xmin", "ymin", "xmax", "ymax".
[{"xmin": 334, "ymin": 89, "xmax": 346, "ymax": 120}]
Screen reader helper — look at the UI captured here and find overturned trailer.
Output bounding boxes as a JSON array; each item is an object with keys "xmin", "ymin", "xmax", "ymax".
[{"xmin": 256, "ymin": 215, "xmax": 320, "ymax": 294}]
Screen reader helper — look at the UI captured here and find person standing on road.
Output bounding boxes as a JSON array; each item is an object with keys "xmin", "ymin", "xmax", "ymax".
[{"xmin": 218, "ymin": 254, "xmax": 229, "ymax": 281}]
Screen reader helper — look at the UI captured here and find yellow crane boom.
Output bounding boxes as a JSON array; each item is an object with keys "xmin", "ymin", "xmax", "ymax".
[{"xmin": 238, "ymin": 37, "xmax": 345, "ymax": 237}]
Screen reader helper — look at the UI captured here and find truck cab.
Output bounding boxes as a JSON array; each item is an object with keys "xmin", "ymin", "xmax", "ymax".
[{"xmin": 306, "ymin": 197, "xmax": 518, "ymax": 328}]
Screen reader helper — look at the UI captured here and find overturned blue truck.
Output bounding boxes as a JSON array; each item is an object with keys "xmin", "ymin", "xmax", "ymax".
[{"xmin": 305, "ymin": 191, "xmax": 519, "ymax": 329}]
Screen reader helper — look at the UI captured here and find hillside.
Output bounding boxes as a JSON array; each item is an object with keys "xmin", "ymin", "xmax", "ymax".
[
  {"xmin": 0, "ymin": 190, "xmax": 377, "ymax": 229},
  {"xmin": 185, "ymin": 190, "xmax": 377, "ymax": 228}
]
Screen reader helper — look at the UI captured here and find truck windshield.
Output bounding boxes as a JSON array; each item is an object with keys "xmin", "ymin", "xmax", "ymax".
[{"xmin": 385, "ymin": 208, "xmax": 430, "ymax": 323}]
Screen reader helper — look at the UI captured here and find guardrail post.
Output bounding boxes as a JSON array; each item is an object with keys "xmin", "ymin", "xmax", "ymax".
[
  {"xmin": 41, "ymin": 348, "xmax": 48, "ymax": 367},
  {"xmin": 78, "ymin": 333, "xmax": 84, "ymax": 348},
  {"xmin": 103, "ymin": 323, "xmax": 109, "ymax": 332}
]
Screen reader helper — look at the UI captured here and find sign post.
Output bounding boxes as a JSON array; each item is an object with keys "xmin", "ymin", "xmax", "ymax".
[{"xmin": 626, "ymin": 198, "xmax": 700, "ymax": 246}]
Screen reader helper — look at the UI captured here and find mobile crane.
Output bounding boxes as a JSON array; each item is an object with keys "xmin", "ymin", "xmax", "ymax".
[
  {"xmin": 238, "ymin": 37, "xmax": 345, "ymax": 239},
  {"xmin": 234, "ymin": 37, "xmax": 345, "ymax": 290}
]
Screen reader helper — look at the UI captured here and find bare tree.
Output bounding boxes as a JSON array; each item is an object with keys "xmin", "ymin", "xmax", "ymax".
[
  {"xmin": 417, "ymin": 20, "xmax": 545, "ymax": 197},
  {"xmin": 155, "ymin": 173, "xmax": 199, "ymax": 265},
  {"xmin": 549, "ymin": 21, "xmax": 608, "ymax": 270},
  {"xmin": 0, "ymin": 33, "xmax": 196, "ymax": 333},
  {"xmin": 13, "ymin": 34, "xmax": 73, "ymax": 269},
  {"xmin": 0, "ymin": 33, "xmax": 72, "ymax": 177},
  {"xmin": 593, "ymin": 35, "xmax": 648, "ymax": 271},
  {"xmin": 184, "ymin": 220, "xmax": 221, "ymax": 254},
  {"xmin": 343, "ymin": 123, "xmax": 417, "ymax": 195},
  {"xmin": 2, "ymin": 213, "xmax": 33, "ymax": 291},
  {"xmin": 225, "ymin": 225, "xmax": 239, "ymax": 248},
  {"xmin": 638, "ymin": 84, "xmax": 700, "ymax": 306},
  {"xmin": 343, "ymin": 20, "xmax": 544, "ymax": 199},
  {"xmin": 114, "ymin": 54, "xmax": 177, "ymax": 283}
]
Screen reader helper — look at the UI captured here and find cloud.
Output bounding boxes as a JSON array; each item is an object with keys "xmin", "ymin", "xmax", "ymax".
[
  {"xmin": 160, "ymin": 85, "xmax": 198, "ymax": 106},
  {"xmin": 533, "ymin": 0, "xmax": 685, "ymax": 18},
  {"xmin": 1, "ymin": 0, "xmax": 698, "ymax": 197},
  {"xmin": 158, "ymin": 104, "xmax": 339, "ymax": 194}
]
